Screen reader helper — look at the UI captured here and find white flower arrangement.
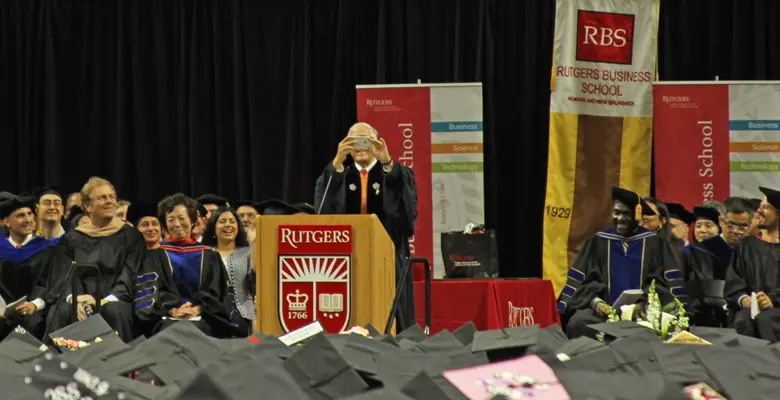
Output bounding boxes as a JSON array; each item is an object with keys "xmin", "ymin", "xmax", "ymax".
[{"xmin": 605, "ymin": 280, "xmax": 688, "ymax": 340}]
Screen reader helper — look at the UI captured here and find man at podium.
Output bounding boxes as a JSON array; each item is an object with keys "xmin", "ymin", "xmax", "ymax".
[{"xmin": 314, "ymin": 122, "xmax": 418, "ymax": 331}]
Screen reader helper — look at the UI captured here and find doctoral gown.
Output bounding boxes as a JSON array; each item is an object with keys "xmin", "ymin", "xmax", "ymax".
[
  {"xmin": 683, "ymin": 235, "xmax": 732, "ymax": 325},
  {"xmin": 46, "ymin": 225, "xmax": 145, "ymax": 341},
  {"xmin": 0, "ymin": 236, "xmax": 59, "ymax": 339},
  {"xmin": 557, "ymin": 226, "xmax": 682, "ymax": 320},
  {"xmin": 314, "ymin": 160, "xmax": 418, "ymax": 331},
  {"xmin": 134, "ymin": 243, "xmax": 244, "ymax": 338}
]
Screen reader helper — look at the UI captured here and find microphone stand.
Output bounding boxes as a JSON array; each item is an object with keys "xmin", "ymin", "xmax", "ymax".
[
  {"xmin": 384, "ymin": 257, "xmax": 431, "ymax": 335},
  {"xmin": 41, "ymin": 263, "xmax": 101, "ymax": 342},
  {"xmin": 316, "ymin": 169, "xmax": 335, "ymax": 215}
]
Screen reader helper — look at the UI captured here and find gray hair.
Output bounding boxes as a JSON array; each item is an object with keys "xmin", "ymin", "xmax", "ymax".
[
  {"xmin": 700, "ymin": 200, "xmax": 726, "ymax": 218},
  {"xmin": 349, "ymin": 122, "xmax": 378, "ymax": 139}
]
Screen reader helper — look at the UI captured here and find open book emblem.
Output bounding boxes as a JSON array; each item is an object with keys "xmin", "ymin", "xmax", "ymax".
[{"xmin": 279, "ymin": 255, "xmax": 351, "ymax": 333}]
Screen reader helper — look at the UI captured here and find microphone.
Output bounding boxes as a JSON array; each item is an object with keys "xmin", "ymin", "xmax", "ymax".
[{"xmin": 316, "ymin": 167, "xmax": 336, "ymax": 215}]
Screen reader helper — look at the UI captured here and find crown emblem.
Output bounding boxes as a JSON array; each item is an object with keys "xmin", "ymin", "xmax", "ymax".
[{"xmin": 287, "ymin": 290, "xmax": 309, "ymax": 311}]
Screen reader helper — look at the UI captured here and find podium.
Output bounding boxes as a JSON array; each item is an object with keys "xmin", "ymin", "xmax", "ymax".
[{"xmin": 254, "ymin": 214, "xmax": 396, "ymax": 335}]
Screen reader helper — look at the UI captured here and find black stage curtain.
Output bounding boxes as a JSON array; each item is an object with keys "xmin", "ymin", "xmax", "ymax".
[{"xmin": 1, "ymin": 0, "xmax": 775, "ymax": 277}]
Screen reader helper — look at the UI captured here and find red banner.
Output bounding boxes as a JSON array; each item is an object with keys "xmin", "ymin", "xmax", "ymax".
[
  {"xmin": 277, "ymin": 225, "xmax": 352, "ymax": 333},
  {"xmin": 356, "ymin": 88, "xmax": 433, "ymax": 266},
  {"xmin": 653, "ymin": 84, "xmax": 730, "ymax": 210}
]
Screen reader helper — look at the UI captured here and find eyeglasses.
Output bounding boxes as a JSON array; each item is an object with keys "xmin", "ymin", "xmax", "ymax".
[
  {"xmin": 237, "ymin": 212, "xmax": 257, "ymax": 220},
  {"xmin": 40, "ymin": 200, "xmax": 62, "ymax": 207},
  {"xmin": 725, "ymin": 222, "xmax": 749, "ymax": 232}
]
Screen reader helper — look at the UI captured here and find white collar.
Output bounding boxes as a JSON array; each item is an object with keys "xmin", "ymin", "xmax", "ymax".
[
  {"xmin": 355, "ymin": 159, "xmax": 378, "ymax": 173},
  {"xmin": 8, "ymin": 234, "xmax": 34, "ymax": 248}
]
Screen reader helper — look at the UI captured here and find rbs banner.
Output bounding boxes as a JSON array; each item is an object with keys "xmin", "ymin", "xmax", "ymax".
[
  {"xmin": 544, "ymin": 0, "xmax": 660, "ymax": 296},
  {"xmin": 654, "ymin": 82, "xmax": 780, "ymax": 209}
]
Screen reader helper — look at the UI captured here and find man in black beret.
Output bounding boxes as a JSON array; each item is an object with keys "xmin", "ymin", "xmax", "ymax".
[{"xmin": 557, "ymin": 187, "xmax": 682, "ymax": 338}]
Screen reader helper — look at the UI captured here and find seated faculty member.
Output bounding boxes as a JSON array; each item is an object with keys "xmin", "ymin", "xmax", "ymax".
[
  {"xmin": 35, "ymin": 187, "xmax": 66, "ymax": 240},
  {"xmin": 134, "ymin": 194, "xmax": 241, "ymax": 338},
  {"xmin": 46, "ymin": 177, "xmax": 145, "ymax": 342},
  {"xmin": 314, "ymin": 122, "xmax": 418, "ymax": 331},
  {"xmin": 557, "ymin": 187, "xmax": 680, "ymax": 338},
  {"xmin": 725, "ymin": 187, "xmax": 780, "ymax": 340},
  {"xmin": 0, "ymin": 195, "xmax": 60, "ymax": 339},
  {"xmin": 126, "ymin": 203, "xmax": 162, "ymax": 250}
]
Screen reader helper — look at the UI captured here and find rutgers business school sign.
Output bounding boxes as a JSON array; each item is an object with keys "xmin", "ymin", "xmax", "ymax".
[
  {"xmin": 654, "ymin": 82, "xmax": 780, "ymax": 210},
  {"xmin": 278, "ymin": 225, "xmax": 352, "ymax": 333}
]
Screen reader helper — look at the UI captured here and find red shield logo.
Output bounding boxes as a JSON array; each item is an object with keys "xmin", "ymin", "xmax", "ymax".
[{"xmin": 278, "ymin": 225, "xmax": 352, "ymax": 333}]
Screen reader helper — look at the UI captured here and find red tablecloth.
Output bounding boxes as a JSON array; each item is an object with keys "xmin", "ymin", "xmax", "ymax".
[{"xmin": 413, "ymin": 279, "xmax": 561, "ymax": 334}]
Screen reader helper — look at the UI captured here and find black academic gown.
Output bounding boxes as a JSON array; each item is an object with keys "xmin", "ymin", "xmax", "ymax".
[
  {"xmin": 314, "ymin": 160, "xmax": 418, "ymax": 331},
  {"xmin": 46, "ymin": 225, "xmax": 145, "ymax": 342},
  {"xmin": 0, "ymin": 236, "xmax": 59, "ymax": 340},
  {"xmin": 683, "ymin": 236, "xmax": 732, "ymax": 326},
  {"xmin": 724, "ymin": 236, "xmax": 780, "ymax": 340},
  {"xmin": 557, "ymin": 226, "xmax": 681, "ymax": 338},
  {"xmin": 135, "ymin": 244, "xmax": 245, "ymax": 338}
]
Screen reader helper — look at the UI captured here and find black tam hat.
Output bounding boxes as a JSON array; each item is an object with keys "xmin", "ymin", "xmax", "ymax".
[
  {"xmin": 0, "ymin": 195, "xmax": 37, "ymax": 220},
  {"xmin": 611, "ymin": 187, "xmax": 654, "ymax": 221},
  {"xmin": 195, "ymin": 194, "xmax": 229, "ymax": 207},
  {"xmin": 759, "ymin": 187, "xmax": 780, "ymax": 210},
  {"xmin": 666, "ymin": 203, "xmax": 695, "ymax": 225},
  {"xmin": 126, "ymin": 203, "xmax": 159, "ymax": 226},
  {"xmin": 34, "ymin": 186, "xmax": 63, "ymax": 203},
  {"xmin": 693, "ymin": 206, "xmax": 721, "ymax": 226},
  {"xmin": 255, "ymin": 199, "xmax": 304, "ymax": 216}
]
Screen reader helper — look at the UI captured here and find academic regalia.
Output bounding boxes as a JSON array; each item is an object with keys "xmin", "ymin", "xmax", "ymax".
[
  {"xmin": 558, "ymin": 220, "xmax": 682, "ymax": 337},
  {"xmin": 314, "ymin": 159, "xmax": 418, "ymax": 331},
  {"xmin": 46, "ymin": 224, "xmax": 145, "ymax": 342},
  {"xmin": 0, "ymin": 236, "xmax": 59, "ymax": 340},
  {"xmin": 135, "ymin": 242, "xmax": 244, "ymax": 338},
  {"xmin": 724, "ymin": 235, "xmax": 780, "ymax": 339}
]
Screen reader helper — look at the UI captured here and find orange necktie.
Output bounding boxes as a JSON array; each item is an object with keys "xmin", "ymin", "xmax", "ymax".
[{"xmin": 360, "ymin": 169, "xmax": 368, "ymax": 214}]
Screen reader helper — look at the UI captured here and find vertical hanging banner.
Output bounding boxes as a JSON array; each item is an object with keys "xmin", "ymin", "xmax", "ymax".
[
  {"xmin": 544, "ymin": 0, "xmax": 660, "ymax": 296},
  {"xmin": 356, "ymin": 83, "xmax": 485, "ymax": 278},
  {"xmin": 655, "ymin": 82, "xmax": 780, "ymax": 210}
]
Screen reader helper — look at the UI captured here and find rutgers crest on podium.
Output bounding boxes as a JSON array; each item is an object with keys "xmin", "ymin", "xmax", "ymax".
[{"xmin": 278, "ymin": 224, "xmax": 352, "ymax": 333}]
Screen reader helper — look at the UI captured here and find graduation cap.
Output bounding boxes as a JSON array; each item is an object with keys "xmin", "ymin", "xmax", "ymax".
[
  {"xmin": 125, "ymin": 202, "xmax": 159, "ymax": 226},
  {"xmin": 232, "ymin": 200, "xmax": 259, "ymax": 211},
  {"xmin": 48, "ymin": 315, "xmax": 115, "ymax": 344},
  {"xmin": 396, "ymin": 324, "xmax": 428, "ymax": 343},
  {"xmin": 693, "ymin": 206, "xmax": 721, "ymax": 225},
  {"xmin": 256, "ymin": 199, "xmax": 305, "ymax": 216},
  {"xmin": 33, "ymin": 186, "xmax": 63, "ymax": 202},
  {"xmin": 196, "ymin": 194, "xmax": 229, "ymax": 207},
  {"xmin": 555, "ymin": 370, "xmax": 687, "ymax": 400},
  {"xmin": 611, "ymin": 187, "xmax": 654, "ymax": 221},
  {"xmin": 294, "ymin": 202, "xmax": 317, "ymax": 215},
  {"xmin": 417, "ymin": 330, "xmax": 467, "ymax": 354},
  {"xmin": 196, "ymin": 202, "xmax": 208, "ymax": 218},
  {"xmin": 0, "ymin": 195, "xmax": 37, "ymax": 219},
  {"xmin": 759, "ymin": 186, "xmax": 780, "ymax": 210},
  {"xmin": 452, "ymin": 322, "xmax": 477, "ymax": 346},
  {"xmin": 748, "ymin": 198, "xmax": 762, "ymax": 212},
  {"xmin": 470, "ymin": 326, "xmax": 540, "ymax": 361},
  {"xmin": 586, "ymin": 320, "xmax": 659, "ymax": 343},
  {"xmin": 666, "ymin": 202, "xmax": 695, "ymax": 224}
]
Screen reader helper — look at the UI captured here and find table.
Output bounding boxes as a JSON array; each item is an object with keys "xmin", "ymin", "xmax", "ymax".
[{"xmin": 413, "ymin": 279, "xmax": 561, "ymax": 334}]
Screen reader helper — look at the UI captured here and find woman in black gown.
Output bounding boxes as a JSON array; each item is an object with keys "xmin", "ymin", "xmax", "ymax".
[{"xmin": 134, "ymin": 193, "xmax": 241, "ymax": 338}]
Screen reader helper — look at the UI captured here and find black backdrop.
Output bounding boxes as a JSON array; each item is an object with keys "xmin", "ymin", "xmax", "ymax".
[{"xmin": 1, "ymin": 0, "xmax": 777, "ymax": 278}]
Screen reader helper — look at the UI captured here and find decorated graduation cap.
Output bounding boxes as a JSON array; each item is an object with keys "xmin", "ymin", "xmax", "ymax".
[
  {"xmin": 256, "ymin": 199, "xmax": 305, "ymax": 216},
  {"xmin": 0, "ymin": 195, "xmax": 37, "ymax": 220},
  {"xmin": 611, "ymin": 187, "xmax": 654, "ymax": 221},
  {"xmin": 196, "ymin": 194, "xmax": 229, "ymax": 207},
  {"xmin": 126, "ymin": 202, "xmax": 159, "ymax": 226},
  {"xmin": 666, "ymin": 203, "xmax": 695, "ymax": 225},
  {"xmin": 759, "ymin": 186, "xmax": 780, "ymax": 210},
  {"xmin": 693, "ymin": 206, "xmax": 720, "ymax": 225}
]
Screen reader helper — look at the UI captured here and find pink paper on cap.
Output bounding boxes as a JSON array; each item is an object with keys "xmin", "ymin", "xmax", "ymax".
[{"xmin": 442, "ymin": 354, "xmax": 570, "ymax": 400}]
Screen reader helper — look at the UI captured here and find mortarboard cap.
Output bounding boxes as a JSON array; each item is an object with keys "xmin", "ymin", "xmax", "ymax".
[
  {"xmin": 553, "ymin": 336, "xmax": 608, "ymax": 360},
  {"xmin": 294, "ymin": 202, "xmax": 317, "ymax": 215},
  {"xmin": 3, "ymin": 326, "xmax": 44, "ymax": 349},
  {"xmin": 556, "ymin": 370, "xmax": 687, "ymax": 400},
  {"xmin": 759, "ymin": 186, "xmax": 780, "ymax": 210},
  {"xmin": 452, "ymin": 322, "xmax": 478, "ymax": 346},
  {"xmin": 282, "ymin": 333, "xmax": 369, "ymax": 398},
  {"xmin": 611, "ymin": 187, "xmax": 654, "ymax": 221},
  {"xmin": 363, "ymin": 323, "xmax": 381, "ymax": 337},
  {"xmin": 694, "ymin": 346, "xmax": 780, "ymax": 399},
  {"xmin": 666, "ymin": 202, "xmax": 695, "ymax": 224},
  {"xmin": 0, "ymin": 338, "xmax": 45, "ymax": 376},
  {"xmin": 470, "ymin": 326, "xmax": 540, "ymax": 362},
  {"xmin": 125, "ymin": 202, "xmax": 159, "ymax": 226},
  {"xmin": 195, "ymin": 202, "xmax": 208, "ymax": 218},
  {"xmin": 400, "ymin": 371, "xmax": 454, "ymax": 400},
  {"xmin": 195, "ymin": 194, "xmax": 229, "ymax": 207},
  {"xmin": 48, "ymin": 315, "xmax": 115, "ymax": 344},
  {"xmin": 396, "ymin": 324, "xmax": 428, "ymax": 343},
  {"xmin": 0, "ymin": 195, "xmax": 37, "ymax": 220},
  {"xmin": 256, "ymin": 199, "xmax": 305, "ymax": 216},
  {"xmin": 417, "ymin": 330, "xmax": 467, "ymax": 355},
  {"xmin": 585, "ymin": 320, "xmax": 658, "ymax": 342},
  {"xmin": 34, "ymin": 186, "xmax": 63, "ymax": 202},
  {"xmin": 693, "ymin": 206, "xmax": 721, "ymax": 225},
  {"xmin": 232, "ymin": 200, "xmax": 259, "ymax": 211}
]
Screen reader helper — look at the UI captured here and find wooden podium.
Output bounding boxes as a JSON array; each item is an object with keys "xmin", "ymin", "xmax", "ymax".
[{"xmin": 254, "ymin": 214, "xmax": 396, "ymax": 335}]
